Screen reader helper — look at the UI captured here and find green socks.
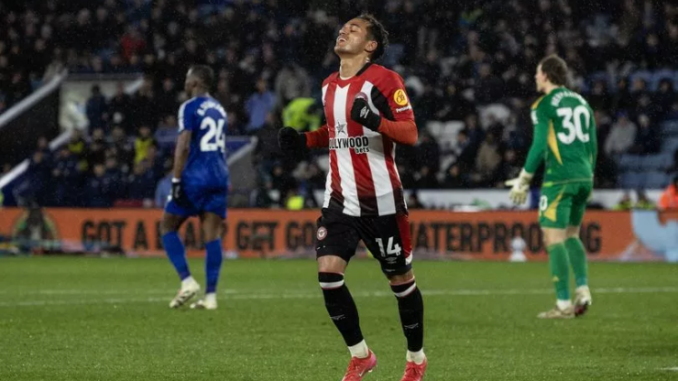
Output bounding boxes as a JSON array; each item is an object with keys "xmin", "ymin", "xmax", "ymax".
[
  {"xmin": 565, "ymin": 237, "xmax": 588, "ymax": 287},
  {"xmin": 547, "ymin": 243, "xmax": 570, "ymax": 301}
]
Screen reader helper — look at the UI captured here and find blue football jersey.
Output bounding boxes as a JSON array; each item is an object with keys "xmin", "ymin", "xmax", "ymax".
[{"xmin": 177, "ymin": 96, "xmax": 229, "ymax": 190}]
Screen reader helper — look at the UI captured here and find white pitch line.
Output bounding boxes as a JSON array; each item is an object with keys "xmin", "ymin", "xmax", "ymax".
[
  {"xmin": 0, "ymin": 286, "xmax": 676, "ymax": 308},
  {"xmin": 660, "ymin": 367, "xmax": 678, "ymax": 371}
]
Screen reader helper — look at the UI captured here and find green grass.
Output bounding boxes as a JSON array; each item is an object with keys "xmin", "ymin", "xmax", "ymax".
[{"xmin": 0, "ymin": 258, "xmax": 677, "ymax": 381}]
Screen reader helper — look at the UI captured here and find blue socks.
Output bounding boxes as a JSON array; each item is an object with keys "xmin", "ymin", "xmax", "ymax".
[
  {"xmin": 162, "ymin": 232, "xmax": 191, "ymax": 280},
  {"xmin": 163, "ymin": 233, "xmax": 222, "ymax": 293},
  {"xmin": 205, "ymin": 239, "xmax": 223, "ymax": 294}
]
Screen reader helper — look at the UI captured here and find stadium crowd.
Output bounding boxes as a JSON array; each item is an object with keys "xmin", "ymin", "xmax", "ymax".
[{"xmin": 2, "ymin": 0, "xmax": 678, "ymax": 208}]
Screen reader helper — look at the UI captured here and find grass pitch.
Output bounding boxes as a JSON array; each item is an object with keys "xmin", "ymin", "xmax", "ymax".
[{"xmin": 0, "ymin": 257, "xmax": 676, "ymax": 381}]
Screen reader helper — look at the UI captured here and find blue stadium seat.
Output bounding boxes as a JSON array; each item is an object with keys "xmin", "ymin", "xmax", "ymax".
[
  {"xmin": 661, "ymin": 139, "xmax": 678, "ymax": 154},
  {"xmin": 649, "ymin": 69, "xmax": 674, "ymax": 91},
  {"xmin": 641, "ymin": 154, "xmax": 671, "ymax": 171},
  {"xmin": 619, "ymin": 172, "xmax": 644, "ymax": 189},
  {"xmin": 662, "ymin": 121, "xmax": 678, "ymax": 137},
  {"xmin": 629, "ymin": 70, "xmax": 652, "ymax": 88},
  {"xmin": 618, "ymin": 154, "xmax": 642, "ymax": 171},
  {"xmin": 644, "ymin": 171, "xmax": 669, "ymax": 189}
]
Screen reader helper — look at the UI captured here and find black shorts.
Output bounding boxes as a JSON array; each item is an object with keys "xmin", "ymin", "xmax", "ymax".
[{"xmin": 315, "ymin": 208, "xmax": 413, "ymax": 275}]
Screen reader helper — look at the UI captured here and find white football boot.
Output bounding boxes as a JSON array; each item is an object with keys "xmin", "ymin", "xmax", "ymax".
[
  {"xmin": 574, "ymin": 285, "xmax": 592, "ymax": 317},
  {"xmin": 169, "ymin": 278, "xmax": 200, "ymax": 308},
  {"xmin": 190, "ymin": 293, "xmax": 218, "ymax": 310}
]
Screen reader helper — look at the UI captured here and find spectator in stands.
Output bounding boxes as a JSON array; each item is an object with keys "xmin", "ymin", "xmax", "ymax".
[
  {"xmin": 245, "ymin": 78, "xmax": 275, "ymax": 134},
  {"xmin": 654, "ymin": 79, "xmax": 675, "ymax": 119},
  {"xmin": 611, "ymin": 78, "xmax": 633, "ymax": 114},
  {"xmin": 613, "ymin": 192, "xmax": 633, "ymax": 211},
  {"xmin": 407, "ymin": 192, "xmax": 424, "ymax": 209},
  {"xmin": 86, "ymin": 85, "xmax": 108, "ymax": 130},
  {"xmin": 134, "ymin": 125, "xmax": 155, "ymax": 164},
  {"xmin": 453, "ymin": 129, "xmax": 476, "ymax": 172},
  {"xmin": 587, "ymin": 80, "xmax": 611, "ymax": 112},
  {"xmin": 495, "ymin": 149, "xmax": 522, "ymax": 187},
  {"xmin": 104, "ymin": 155, "xmax": 123, "ymax": 201},
  {"xmin": 125, "ymin": 161, "xmax": 156, "ymax": 204},
  {"xmin": 417, "ymin": 133, "xmax": 440, "ymax": 175},
  {"xmin": 85, "ymin": 163, "xmax": 114, "ymax": 208},
  {"xmin": 397, "ymin": 164, "xmax": 416, "ymax": 189},
  {"xmin": 67, "ymin": 129, "xmax": 88, "ymax": 172},
  {"xmin": 14, "ymin": 149, "xmax": 51, "ymax": 207},
  {"xmin": 604, "ymin": 113, "xmax": 636, "ymax": 156},
  {"xmin": 109, "ymin": 125, "xmax": 133, "ymax": 171},
  {"xmin": 274, "ymin": 63, "xmax": 311, "ymax": 109},
  {"xmin": 658, "ymin": 176, "xmax": 678, "ymax": 210},
  {"xmin": 142, "ymin": 143, "xmax": 164, "ymax": 183},
  {"xmin": 155, "ymin": 78, "xmax": 179, "ymax": 118},
  {"xmin": 442, "ymin": 163, "xmax": 469, "ymax": 189},
  {"xmin": 253, "ymin": 113, "xmax": 283, "ymax": 178},
  {"xmin": 109, "ymin": 83, "xmax": 132, "ymax": 132},
  {"xmin": 414, "ymin": 166, "xmax": 439, "ymax": 189},
  {"xmin": 635, "ymin": 190, "xmax": 656, "ymax": 210},
  {"xmin": 154, "ymin": 115, "xmax": 178, "ymax": 153},
  {"xmin": 629, "ymin": 114, "xmax": 660, "ymax": 154},
  {"xmin": 270, "ymin": 162, "xmax": 296, "ymax": 203},
  {"xmin": 474, "ymin": 63, "xmax": 504, "ymax": 105},
  {"xmin": 435, "ymin": 82, "xmax": 475, "ymax": 122},
  {"xmin": 155, "ymin": 168, "xmax": 173, "ymax": 209},
  {"xmin": 474, "ymin": 132, "xmax": 503, "ymax": 186},
  {"xmin": 282, "ymin": 98, "xmax": 322, "ymax": 132},
  {"xmin": 51, "ymin": 147, "xmax": 81, "ymax": 207},
  {"xmin": 88, "ymin": 128, "xmax": 107, "ymax": 165}
]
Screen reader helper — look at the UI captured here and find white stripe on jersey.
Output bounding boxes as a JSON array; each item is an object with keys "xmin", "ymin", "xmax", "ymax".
[
  {"xmin": 360, "ymin": 82, "xmax": 397, "ymax": 215},
  {"xmin": 333, "ymin": 85, "xmax": 360, "ymax": 216},
  {"xmin": 177, "ymin": 101, "xmax": 188, "ymax": 131},
  {"xmin": 322, "ymin": 84, "xmax": 332, "ymax": 209}
]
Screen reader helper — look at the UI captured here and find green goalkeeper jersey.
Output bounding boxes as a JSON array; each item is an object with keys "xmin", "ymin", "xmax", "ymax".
[{"xmin": 524, "ymin": 87, "xmax": 598, "ymax": 185}]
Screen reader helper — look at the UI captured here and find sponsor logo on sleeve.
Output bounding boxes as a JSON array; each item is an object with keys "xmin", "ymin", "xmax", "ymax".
[{"xmin": 393, "ymin": 89, "xmax": 408, "ymax": 106}]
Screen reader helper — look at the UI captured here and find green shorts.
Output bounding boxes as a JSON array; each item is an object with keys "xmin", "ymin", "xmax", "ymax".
[{"xmin": 538, "ymin": 181, "xmax": 593, "ymax": 229}]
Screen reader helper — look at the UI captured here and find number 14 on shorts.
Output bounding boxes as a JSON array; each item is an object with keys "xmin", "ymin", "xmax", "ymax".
[{"xmin": 375, "ymin": 237, "xmax": 402, "ymax": 257}]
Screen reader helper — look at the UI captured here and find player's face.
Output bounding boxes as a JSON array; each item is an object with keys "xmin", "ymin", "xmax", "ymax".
[
  {"xmin": 184, "ymin": 70, "xmax": 197, "ymax": 96},
  {"xmin": 535, "ymin": 65, "xmax": 547, "ymax": 93},
  {"xmin": 334, "ymin": 18, "xmax": 376, "ymax": 57}
]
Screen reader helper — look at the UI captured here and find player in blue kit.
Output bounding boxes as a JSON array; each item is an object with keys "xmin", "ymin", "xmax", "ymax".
[{"xmin": 162, "ymin": 65, "xmax": 229, "ymax": 310}]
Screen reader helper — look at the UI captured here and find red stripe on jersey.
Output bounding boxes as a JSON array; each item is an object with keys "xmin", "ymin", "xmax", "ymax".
[
  {"xmin": 345, "ymin": 82, "xmax": 378, "ymax": 214},
  {"xmin": 324, "ymin": 84, "xmax": 343, "ymax": 206},
  {"xmin": 382, "ymin": 135, "xmax": 405, "ymax": 213}
]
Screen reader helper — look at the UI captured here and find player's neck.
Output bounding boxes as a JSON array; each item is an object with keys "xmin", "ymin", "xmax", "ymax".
[
  {"xmin": 339, "ymin": 55, "xmax": 370, "ymax": 79},
  {"xmin": 543, "ymin": 83, "xmax": 559, "ymax": 95}
]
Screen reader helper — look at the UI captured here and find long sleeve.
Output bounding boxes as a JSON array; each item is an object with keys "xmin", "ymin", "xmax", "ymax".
[
  {"xmin": 590, "ymin": 111, "xmax": 598, "ymax": 172},
  {"xmin": 524, "ymin": 105, "xmax": 549, "ymax": 174},
  {"xmin": 377, "ymin": 119, "xmax": 418, "ymax": 146},
  {"xmin": 304, "ymin": 125, "xmax": 329, "ymax": 148}
]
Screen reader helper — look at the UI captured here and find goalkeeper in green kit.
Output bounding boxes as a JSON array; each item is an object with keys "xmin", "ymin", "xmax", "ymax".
[{"xmin": 506, "ymin": 55, "xmax": 596, "ymax": 319}]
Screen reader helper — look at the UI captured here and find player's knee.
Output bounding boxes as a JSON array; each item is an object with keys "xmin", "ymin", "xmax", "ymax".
[
  {"xmin": 161, "ymin": 218, "xmax": 178, "ymax": 235},
  {"xmin": 387, "ymin": 270, "xmax": 415, "ymax": 285},
  {"xmin": 318, "ymin": 272, "xmax": 345, "ymax": 290},
  {"xmin": 566, "ymin": 226, "xmax": 581, "ymax": 239},
  {"xmin": 317, "ymin": 255, "xmax": 347, "ymax": 274}
]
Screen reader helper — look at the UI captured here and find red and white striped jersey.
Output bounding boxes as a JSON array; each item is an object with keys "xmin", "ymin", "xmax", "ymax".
[{"xmin": 321, "ymin": 63, "xmax": 415, "ymax": 217}]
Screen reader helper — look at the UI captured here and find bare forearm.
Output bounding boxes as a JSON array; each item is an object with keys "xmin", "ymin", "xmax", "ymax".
[{"xmin": 172, "ymin": 145, "xmax": 189, "ymax": 179}]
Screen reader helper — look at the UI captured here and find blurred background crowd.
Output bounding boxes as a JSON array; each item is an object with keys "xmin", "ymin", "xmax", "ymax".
[{"xmin": 2, "ymin": 0, "xmax": 678, "ymax": 209}]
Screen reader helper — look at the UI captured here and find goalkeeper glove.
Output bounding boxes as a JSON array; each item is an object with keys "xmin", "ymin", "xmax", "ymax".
[
  {"xmin": 350, "ymin": 93, "xmax": 381, "ymax": 132},
  {"xmin": 171, "ymin": 178, "xmax": 190, "ymax": 206},
  {"xmin": 278, "ymin": 127, "xmax": 307, "ymax": 153},
  {"xmin": 505, "ymin": 169, "xmax": 533, "ymax": 205}
]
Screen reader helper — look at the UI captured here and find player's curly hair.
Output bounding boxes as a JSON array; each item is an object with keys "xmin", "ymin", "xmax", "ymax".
[
  {"xmin": 357, "ymin": 13, "xmax": 389, "ymax": 61},
  {"xmin": 539, "ymin": 55, "xmax": 569, "ymax": 87}
]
